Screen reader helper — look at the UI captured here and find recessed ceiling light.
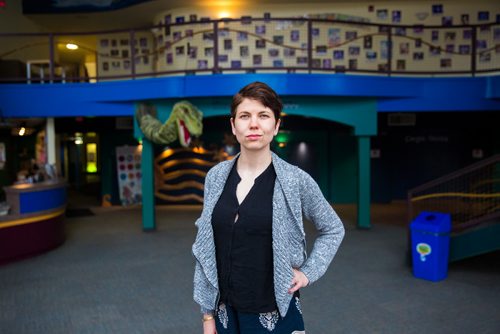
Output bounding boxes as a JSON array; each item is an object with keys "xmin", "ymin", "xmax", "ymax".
[{"xmin": 66, "ymin": 43, "xmax": 78, "ymax": 50}]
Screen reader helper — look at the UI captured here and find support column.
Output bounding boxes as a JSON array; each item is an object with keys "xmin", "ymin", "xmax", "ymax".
[
  {"xmin": 357, "ymin": 136, "xmax": 371, "ymax": 229},
  {"xmin": 141, "ymin": 138, "xmax": 156, "ymax": 231},
  {"xmin": 45, "ymin": 118, "xmax": 56, "ymax": 165}
]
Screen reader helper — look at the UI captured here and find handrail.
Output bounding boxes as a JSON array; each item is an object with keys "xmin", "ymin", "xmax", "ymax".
[
  {"xmin": 408, "ymin": 154, "xmax": 500, "ymax": 195},
  {"xmin": 1, "ymin": 17, "xmax": 499, "ymax": 83},
  {"xmin": 407, "ymin": 154, "xmax": 500, "ymax": 230}
]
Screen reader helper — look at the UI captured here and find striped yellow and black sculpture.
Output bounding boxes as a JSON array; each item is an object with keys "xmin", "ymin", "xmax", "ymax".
[{"xmin": 136, "ymin": 101, "xmax": 224, "ymax": 204}]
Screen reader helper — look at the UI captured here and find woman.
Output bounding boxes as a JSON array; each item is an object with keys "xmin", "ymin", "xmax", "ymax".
[{"xmin": 193, "ymin": 82, "xmax": 344, "ymax": 333}]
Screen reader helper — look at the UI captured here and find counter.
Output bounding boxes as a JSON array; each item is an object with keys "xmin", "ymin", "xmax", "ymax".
[{"xmin": 0, "ymin": 181, "xmax": 67, "ymax": 264}]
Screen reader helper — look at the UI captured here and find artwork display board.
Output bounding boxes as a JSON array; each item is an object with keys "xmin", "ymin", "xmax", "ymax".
[
  {"xmin": 116, "ymin": 145, "xmax": 142, "ymax": 206},
  {"xmin": 95, "ymin": 4, "xmax": 500, "ymax": 76}
]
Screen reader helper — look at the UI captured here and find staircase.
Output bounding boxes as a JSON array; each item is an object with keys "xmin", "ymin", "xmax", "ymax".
[{"xmin": 407, "ymin": 154, "xmax": 500, "ymax": 262}]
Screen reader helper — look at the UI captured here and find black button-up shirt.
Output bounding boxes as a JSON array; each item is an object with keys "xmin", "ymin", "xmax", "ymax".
[{"xmin": 212, "ymin": 160, "xmax": 277, "ymax": 313}]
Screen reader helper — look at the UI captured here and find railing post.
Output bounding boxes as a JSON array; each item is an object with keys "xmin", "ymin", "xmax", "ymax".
[
  {"xmin": 130, "ymin": 29, "xmax": 136, "ymax": 79},
  {"xmin": 94, "ymin": 50, "xmax": 99, "ymax": 83},
  {"xmin": 470, "ymin": 26, "xmax": 477, "ymax": 77},
  {"xmin": 40, "ymin": 65, "xmax": 45, "ymax": 84},
  {"xmin": 27, "ymin": 62, "xmax": 31, "ymax": 84},
  {"xmin": 213, "ymin": 21, "xmax": 219, "ymax": 73},
  {"xmin": 49, "ymin": 34, "xmax": 55, "ymax": 83},
  {"xmin": 387, "ymin": 28, "xmax": 392, "ymax": 77},
  {"xmin": 307, "ymin": 19, "xmax": 312, "ymax": 74}
]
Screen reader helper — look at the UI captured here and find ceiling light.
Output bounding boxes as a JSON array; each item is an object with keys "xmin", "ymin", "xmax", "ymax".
[
  {"xmin": 66, "ymin": 43, "xmax": 79, "ymax": 50},
  {"xmin": 18, "ymin": 127, "xmax": 26, "ymax": 136}
]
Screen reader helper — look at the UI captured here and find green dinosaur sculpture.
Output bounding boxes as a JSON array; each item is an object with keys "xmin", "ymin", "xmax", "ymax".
[{"xmin": 135, "ymin": 101, "xmax": 203, "ymax": 147}]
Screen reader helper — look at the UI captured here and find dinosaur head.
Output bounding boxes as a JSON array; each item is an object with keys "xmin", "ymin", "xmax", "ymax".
[{"xmin": 172, "ymin": 101, "xmax": 203, "ymax": 147}]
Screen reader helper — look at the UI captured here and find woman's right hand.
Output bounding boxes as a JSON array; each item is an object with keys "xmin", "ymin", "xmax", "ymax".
[{"xmin": 203, "ymin": 318, "xmax": 216, "ymax": 334}]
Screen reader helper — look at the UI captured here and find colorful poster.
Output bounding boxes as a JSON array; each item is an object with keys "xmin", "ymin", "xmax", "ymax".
[
  {"xmin": 116, "ymin": 145, "xmax": 142, "ymax": 206},
  {"xmin": 328, "ymin": 28, "xmax": 341, "ymax": 47}
]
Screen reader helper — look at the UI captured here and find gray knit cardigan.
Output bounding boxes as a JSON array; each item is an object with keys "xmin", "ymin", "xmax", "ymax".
[{"xmin": 192, "ymin": 152, "xmax": 345, "ymax": 317}]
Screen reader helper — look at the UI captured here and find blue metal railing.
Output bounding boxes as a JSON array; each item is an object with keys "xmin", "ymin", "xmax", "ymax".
[{"xmin": 1, "ymin": 17, "xmax": 499, "ymax": 83}]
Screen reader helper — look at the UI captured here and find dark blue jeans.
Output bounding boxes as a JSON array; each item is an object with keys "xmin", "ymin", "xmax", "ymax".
[{"xmin": 215, "ymin": 296, "xmax": 305, "ymax": 333}]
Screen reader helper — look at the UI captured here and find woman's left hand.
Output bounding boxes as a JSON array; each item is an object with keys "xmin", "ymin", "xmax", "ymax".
[{"xmin": 288, "ymin": 268, "xmax": 309, "ymax": 294}]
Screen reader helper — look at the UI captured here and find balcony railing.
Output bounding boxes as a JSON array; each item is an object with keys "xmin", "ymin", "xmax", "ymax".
[{"xmin": 0, "ymin": 17, "xmax": 499, "ymax": 83}]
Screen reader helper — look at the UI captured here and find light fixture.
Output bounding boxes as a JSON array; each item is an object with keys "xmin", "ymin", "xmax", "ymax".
[
  {"xmin": 75, "ymin": 132, "xmax": 83, "ymax": 145},
  {"xmin": 66, "ymin": 43, "xmax": 79, "ymax": 50},
  {"xmin": 298, "ymin": 142, "xmax": 307, "ymax": 155},
  {"xmin": 12, "ymin": 121, "xmax": 35, "ymax": 136},
  {"xmin": 218, "ymin": 11, "xmax": 230, "ymax": 19},
  {"xmin": 17, "ymin": 121, "xmax": 27, "ymax": 136}
]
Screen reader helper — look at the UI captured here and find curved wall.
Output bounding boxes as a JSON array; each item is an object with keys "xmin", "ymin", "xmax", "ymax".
[
  {"xmin": 0, "ymin": 181, "xmax": 67, "ymax": 264},
  {"xmin": 92, "ymin": 1, "xmax": 500, "ymax": 77}
]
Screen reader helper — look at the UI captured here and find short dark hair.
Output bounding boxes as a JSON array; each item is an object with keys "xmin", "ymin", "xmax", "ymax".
[{"xmin": 230, "ymin": 82, "xmax": 283, "ymax": 121}]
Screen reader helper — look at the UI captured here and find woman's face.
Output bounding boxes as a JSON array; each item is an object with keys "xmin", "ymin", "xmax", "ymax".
[{"xmin": 231, "ymin": 98, "xmax": 280, "ymax": 153}]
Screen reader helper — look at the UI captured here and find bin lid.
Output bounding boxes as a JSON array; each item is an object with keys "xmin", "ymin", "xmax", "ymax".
[{"xmin": 410, "ymin": 211, "xmax": 451, "ymax": 233}]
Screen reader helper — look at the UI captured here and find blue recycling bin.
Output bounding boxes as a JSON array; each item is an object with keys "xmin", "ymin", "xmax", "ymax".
[{"xmin": 410, "ymin": 211, "xmax": 451, "ymax": 282}]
